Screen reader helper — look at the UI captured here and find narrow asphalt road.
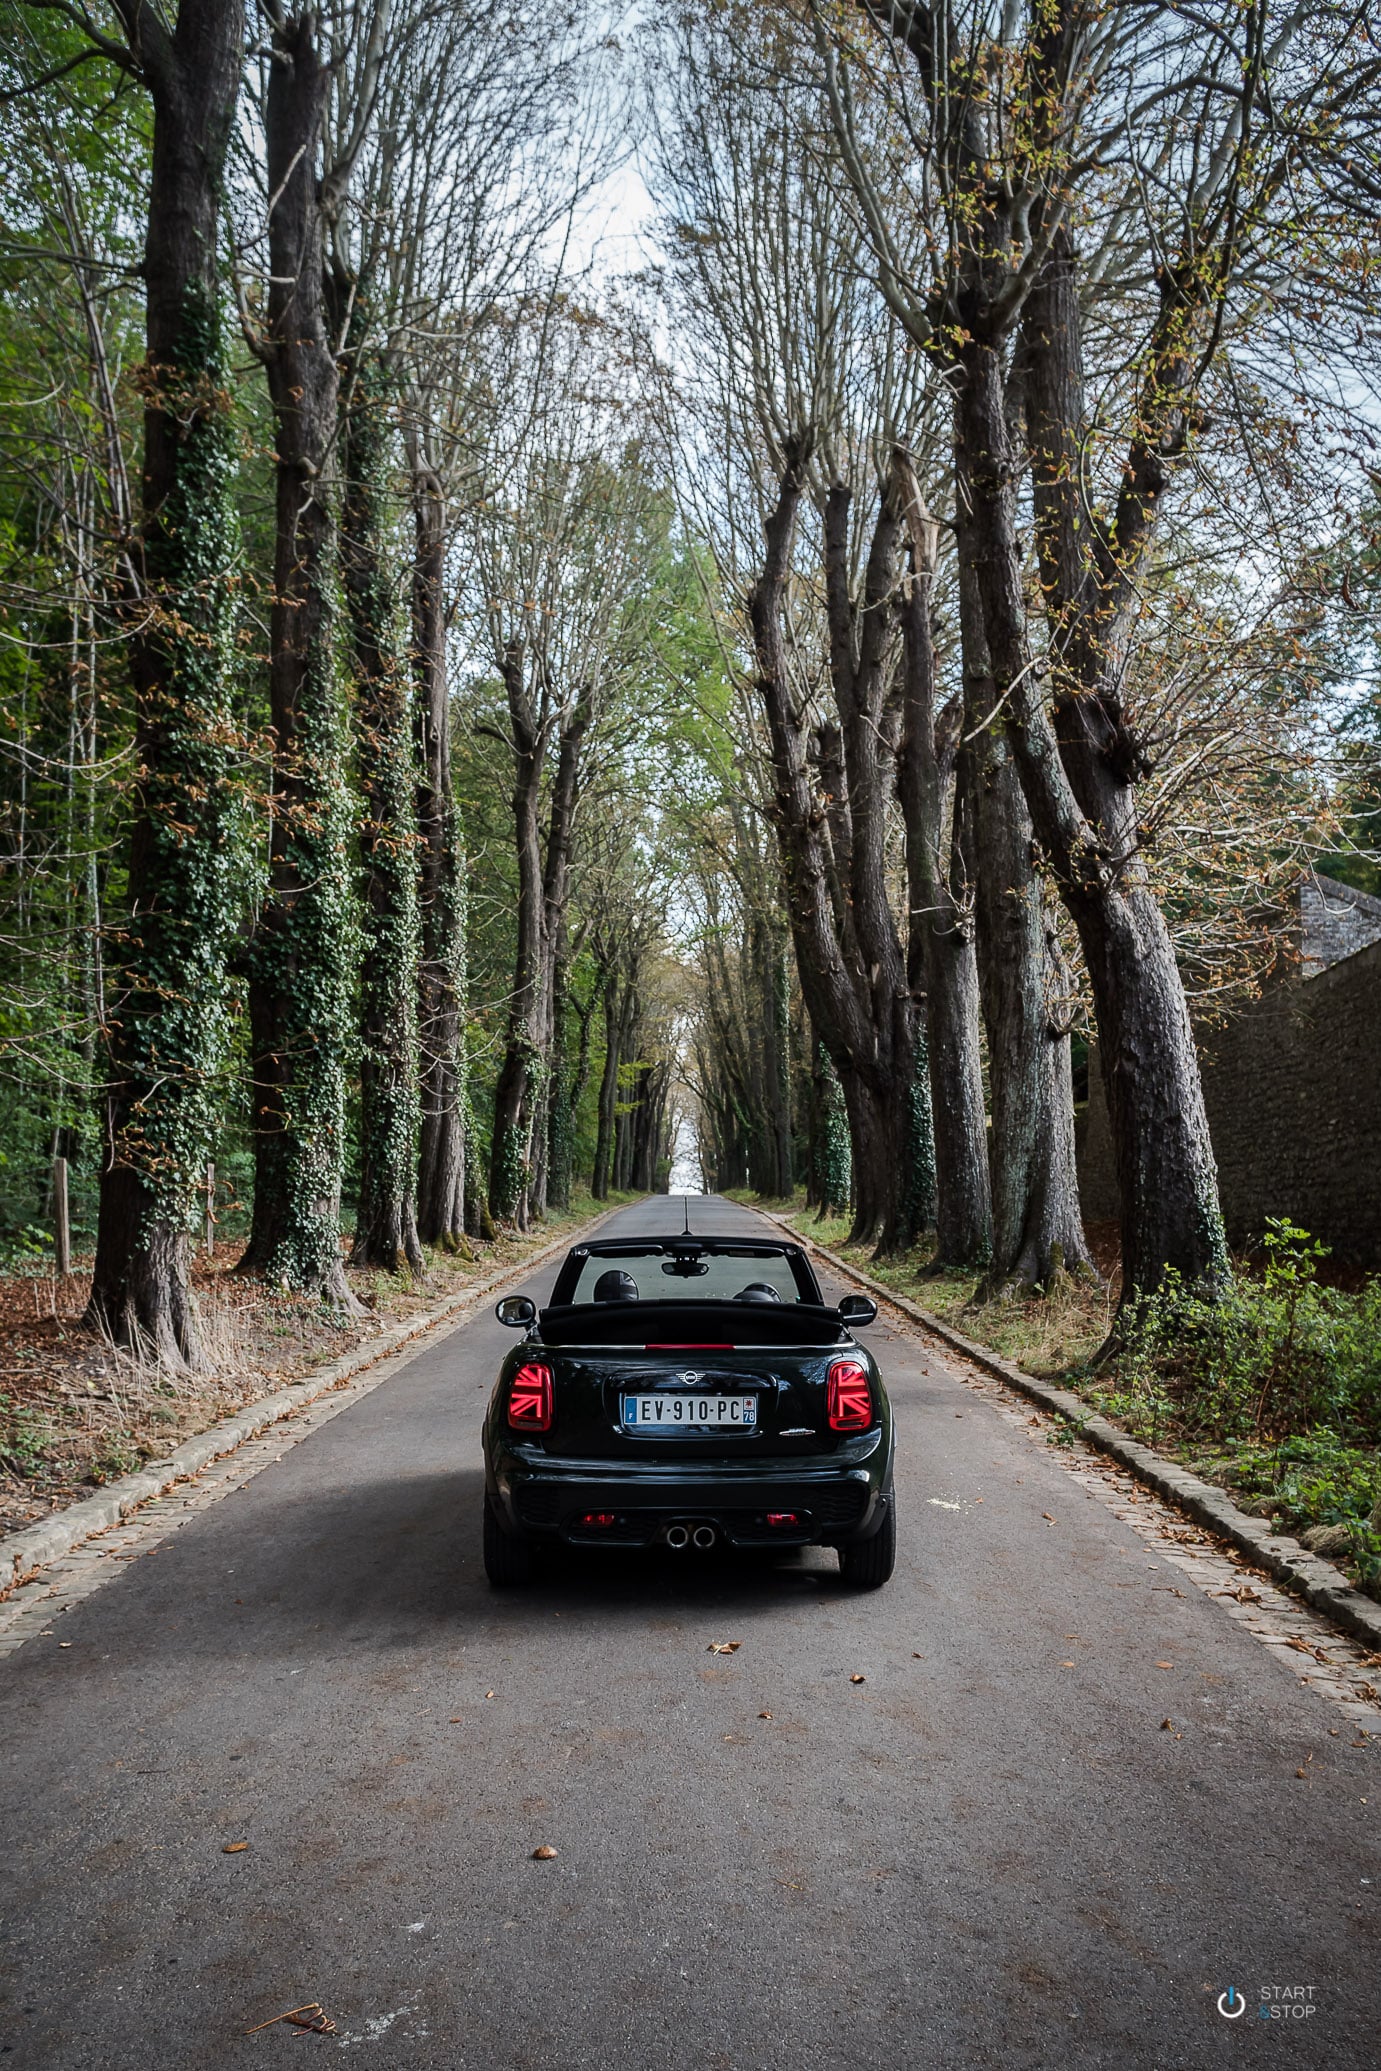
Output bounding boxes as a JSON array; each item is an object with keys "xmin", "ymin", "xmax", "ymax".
[{"xmin": 2, "ymin": 1196, "xmax": 1376, "ymax": 2070}]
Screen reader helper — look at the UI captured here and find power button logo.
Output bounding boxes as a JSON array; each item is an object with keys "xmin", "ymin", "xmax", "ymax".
[{"xmin": 1218, "ymin": 1988, "xmax": 1247, "ymax": 2019}]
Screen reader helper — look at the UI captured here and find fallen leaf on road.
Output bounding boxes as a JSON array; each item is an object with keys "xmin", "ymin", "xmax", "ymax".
[
  {"xmin": 485, "ymin": 1690, "xmax": 495, "ymax": 1699},
  {"xmin": 532, "ymin": 1845, "xmax": 558, "ymax": 1860},
  {"xmin": 222, "ymin": 1842, "xmax": 248, "ymax": 1854},
  {"xmin": 1296, "ymin": 1768, "xmax": 1309, "ymax": 1779},
  {"xmin": 707, "ymin": 1641, "xmax": 741, "ymax": 1654},
  {"xmin": 850, "ymin": 1673, "xmax": 866, "ymax": 1684},
  {"xmin": 1161, "ymin": 1718, "xmax": 1174, "ymax": 1730},
  {"xmin": 1042, "ymin": 1513, "xmax": 1056, "ymax": 1523},
  {"xmin": 1059, "ymin": 1661, "xmax": 1075, "ymax": 1669},
  {"xmin": 758, "ymin": 1711, "xmax": 773, "ymax": 1720},
  {"xmin": 58, "ymin": 1642, "xmax": 72, "ymax": 1649},
  {"xmin": 246, "ymin": 2004, "xmax": 336, "ymax": 2036},
  {"xmin": 448, "ymin": 1717, "xmax": 463, "ymax": 1724},
  {"xmin": 1155, "ymin": 1661, "xmax": 1175, "ymax": 1670}
]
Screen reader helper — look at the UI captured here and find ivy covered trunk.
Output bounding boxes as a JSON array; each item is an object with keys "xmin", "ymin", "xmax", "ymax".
[
  {"xmin": 544, "ymin": 929, "xmax": 575, "ymax": 1211},
  {"xmin": 239, "ymin": 11, "xmax": 359, "ymax": 1308},
  {"xmin": 591, "ymin": 973, "xmax": 620, "ymax": 1200},
  {"xmin": 488, "ymin": 663, "xmax": 589, "ymax": 1228},
  {"xmin": 487, "ymin": 647, "xmax": 544, "ymax": 1229},
  {"xmin": 411, "ymin": 467, "xmax": 468, "ymax": 1248},
  {"xmin": 84, "ymin": 0, "xmax": 246, "ymax": 1369},
  {"xmin": 812, "ymin": 1042, "xmax": 852, "ymax": 1219},
  {"xmin": 337, "ymin": 336, "xmax": 422, "ymax": 1274}
]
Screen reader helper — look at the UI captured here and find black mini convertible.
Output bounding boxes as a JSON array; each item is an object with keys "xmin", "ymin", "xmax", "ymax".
[{"xmin": 481, "ymin": 1233, "xmax": 895, "ymax": 1589}]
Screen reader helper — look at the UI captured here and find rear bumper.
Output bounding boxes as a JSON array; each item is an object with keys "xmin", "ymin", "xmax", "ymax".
[{"xmin": 486, "ymin": 1436, "xmax": 892, "ymax": 1548}]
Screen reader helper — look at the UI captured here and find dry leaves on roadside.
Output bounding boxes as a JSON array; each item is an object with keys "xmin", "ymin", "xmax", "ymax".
[
  {"xmin": 707, "ymin": 1641, "xmax": 741, "ymax": 1655},
  {"xmin": 849, "ymin": 1673, "xmax": 866, "ymax": 1684},
  {"xmin": 531, "ymin": 1845, "xmax": 558, "ymax": 1861},
  {"xmin": 223, "ymin": 1842, "xmax": 248, "ymax": 1854}
]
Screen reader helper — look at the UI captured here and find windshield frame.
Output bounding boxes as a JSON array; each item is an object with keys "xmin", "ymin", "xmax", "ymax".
[{"xmin": 549, "ymin": 1238, "xmax": 822, "ymax": 1309}]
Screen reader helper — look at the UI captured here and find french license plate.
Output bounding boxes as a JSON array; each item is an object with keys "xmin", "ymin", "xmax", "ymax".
[{"xmin": 623, "ymin": 1393, "xmax": 757, "ymax": 1429}]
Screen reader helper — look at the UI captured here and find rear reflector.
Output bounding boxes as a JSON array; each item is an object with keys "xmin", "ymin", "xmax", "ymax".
[
  {"xmin": 765, "ymin": 1512, "xmax": 800, "ymax": 1528},
  {"xmin": 827, "ymin": 1360, "xmax": 873, "ymax": 1432},
  {"xmin": 507, "ymin": 1362, "xmax": 553, "ymax": 1431},
  {"xmin": 578, "ymin": 1511, "xmax": 616, "ymax": 1529}
]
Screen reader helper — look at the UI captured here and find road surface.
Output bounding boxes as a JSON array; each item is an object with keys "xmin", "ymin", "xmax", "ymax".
[{"xmin": 1, "ymin": 1196, "xmax": 1376, "ymax": 2067}]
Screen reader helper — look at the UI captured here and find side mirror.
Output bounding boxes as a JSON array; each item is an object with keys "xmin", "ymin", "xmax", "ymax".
[
  {"xmin": 496, "ymin": 1295, "xmax": 536, "ymax": 1329},
  {"xmin": 838, "ymin": 1293, "xmax": 877, "ymax": 1327}
]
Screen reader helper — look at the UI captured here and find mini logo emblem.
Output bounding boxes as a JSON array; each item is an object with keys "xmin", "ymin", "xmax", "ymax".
[{"xmin": 681, "ymin": 1371, "xmax": 700, "ymax": 1386}]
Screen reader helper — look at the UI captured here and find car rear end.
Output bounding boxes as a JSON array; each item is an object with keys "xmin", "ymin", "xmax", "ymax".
[{"xmin": 483, "ymin": 1314, "xmax": 893, "ymax": 1557}]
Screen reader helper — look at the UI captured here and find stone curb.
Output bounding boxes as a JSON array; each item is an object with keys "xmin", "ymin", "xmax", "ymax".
[
  {"xmin": 772, "ymin": 1215, "xmax": 1381, "ymax": 1655},
  {"xmin": 0, "ymin": 1208, "xmax": 619, "ymax": 1597}
]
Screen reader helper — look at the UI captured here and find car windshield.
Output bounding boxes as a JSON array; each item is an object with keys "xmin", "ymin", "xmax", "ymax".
[{"xmin": 561, "ymin": 1244, "xmax": 813, "ymax": 1307}]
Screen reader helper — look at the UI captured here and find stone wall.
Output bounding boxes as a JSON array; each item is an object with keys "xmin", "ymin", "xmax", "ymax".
[{"xmin": 1077, "ymin": 937, "xmax": 1381, "ymax": 1267}]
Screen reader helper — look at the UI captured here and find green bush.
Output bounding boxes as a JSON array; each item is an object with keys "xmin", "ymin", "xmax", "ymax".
[{"xmin": 1110, "ymin": 1221, "xmax": 1381, "ymax": 1448}]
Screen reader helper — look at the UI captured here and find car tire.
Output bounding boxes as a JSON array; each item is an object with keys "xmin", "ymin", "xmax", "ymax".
[
  {"xmin": 483, "ymin": 1493, "xmax": 537, "ymax": 1587},
  {"xmin": 838, "ymin": 1494, "xmax": 896, "ymax": 1590}
]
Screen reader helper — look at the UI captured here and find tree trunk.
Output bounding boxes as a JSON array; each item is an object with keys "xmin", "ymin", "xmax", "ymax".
[
  {"xmin": 953, "ymin": 376, "xmax": 1093, "ymax": 1292},
  {"xmin": 85, "ymin": 0, "xmax": 246, "ymax": 1368},
  {"xmin": 487, "ymin": 647, "xmax": 544, "ymax": 1228},
  {"xmin": 337, "ymin": 332, "xmax": 422, "ymax": 1274},
  {"xmin": 747, "ymin": 448, "xmax": 928, "ymax": 1256},
  {"xmin": 895, "ymin": 473, "xmax": 993, "ymax": 1269},
  {"xmin": 1014, "ymin": 243, "xmax": 1228, "ymax": 1306},
  {"xmin": 592, "ymin": 973, "xmax": 620, "ymax": 1199},
  {"xmin": 411, "ymin": 467, "xmax": 467, "ymax": 1248},
  {"xmin": 239, "ymin": 11, "xmax": 359, "ymax": 1308}
]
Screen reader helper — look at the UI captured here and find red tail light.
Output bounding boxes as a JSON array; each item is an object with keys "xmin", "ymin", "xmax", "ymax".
[
  {"xmin": 578, "ymin": 1511, "xmax": 616, "ymax": 1529},
  {"xmin": 766, "ymin": 1512, "xmax": 801, "ymax": 1528},
  {"xmin": 827, "ymin": 1360, "xmax": 873, "ymax": 1432},
  {"xmin": 507, "ymin": 1362, "xmax": 553, "ymax": 1432}
]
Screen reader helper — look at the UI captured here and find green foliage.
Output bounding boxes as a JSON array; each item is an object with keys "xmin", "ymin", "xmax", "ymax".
[
  {"xmin": 817, "ymin": 1047, "xmax": 852, "ymax": 1217},
  {"xmin": 111, "ymin": 283, "xmax": 249, "ymax": 1231},
  {"xmin": 0, "ymin": 1393, "xmax": 52, "ymax": 1479},
  {"xmin": 1099, "ymin": 1222, "xmax": 1381, "ymax": 1449},
  {"xmin": 250, "ymin": 587, "xmax": 359, "ymax": 1290},
  {"xmin": 342, "ymin": 344, "xmax": 420, "ymax": 1251}
]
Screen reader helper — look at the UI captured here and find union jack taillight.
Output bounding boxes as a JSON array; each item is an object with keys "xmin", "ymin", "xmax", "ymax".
[
  {"xmin": 507, "ymin": 1362, "xmax": 553, "ymax": 1432},
  {"xmin": 827, "ymin": 1360, "xmax": 873, "ymax": 1432}
]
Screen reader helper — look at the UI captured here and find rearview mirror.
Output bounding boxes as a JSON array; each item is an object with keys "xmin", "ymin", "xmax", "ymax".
[
  {"xmin": 496, "ymin": 1295, "xmax": 536, "ymax": 1328},
  {"xmin": 838, "ymin": 1293, "xmax": 877, "ymax": 1326}
]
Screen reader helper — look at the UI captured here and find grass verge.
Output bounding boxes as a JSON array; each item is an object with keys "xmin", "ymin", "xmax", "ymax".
[
  {"xmin": 0, "ymin": 1187, "xmax": 632, "ymax": 1538},
  {"xmin": 737, "ymin": 1191, "xmax": 1381, "ymax": 1604}
]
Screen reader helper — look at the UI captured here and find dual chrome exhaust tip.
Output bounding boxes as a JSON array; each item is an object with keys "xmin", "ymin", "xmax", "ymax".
[{"xmin": 665, "ymin": 1522, "xmax": 717, "ymax": 1551}]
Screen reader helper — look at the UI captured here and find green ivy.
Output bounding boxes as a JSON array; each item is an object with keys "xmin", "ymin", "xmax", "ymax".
[
  {"xmin": 817, "ymin": 1044, "xmax": 851, "ymax": 1215},
  {"xmin": 110, "ymin": 283, "xmax": 246, "ymax": 1235},
  {"xmin": 342, "ymin": 340, "xmax": 420, "ymax": 1259}
]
